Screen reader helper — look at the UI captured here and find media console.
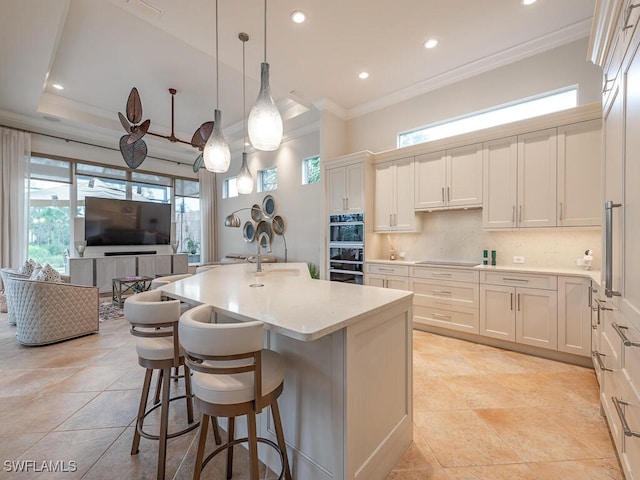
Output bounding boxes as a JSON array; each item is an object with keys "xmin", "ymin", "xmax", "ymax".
[{"xmin": 69, "ymin": 253, "xmax": 188, "ymax": 294}]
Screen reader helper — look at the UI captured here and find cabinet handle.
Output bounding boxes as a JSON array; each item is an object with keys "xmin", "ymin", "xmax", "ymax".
[
  {"xmin": 624, "ymin": 3, "xmax": 640, "ymax": 30},
  {"xmin": 612, "ymin": 323, "xmax": 640, "ymax": 348},
  {"xmin": 447, "ymin": 187, "xmax": 450, "ymax": 202},
  {"xmin": 432, "ymin": 290, "xmax": 452, "ymax": 295},
  {"xmin": 345, "ymin": 197, "xmax": 349, "ymax": 210},
  {"xmin": 559, "ymin": 202, "xmax": 563, "ymax": 221},
  {"xmin": 431, "ymin": 273, "xmax": 452, "ymax": 277},
  {"xmin": 512, "ymin": 205, "xmax": 516, "ymax": 224},
  {"xmin": 517, "ymin": 293, "xmax": 521, "ymax": 311},
  {"xmin": 389, "ymin": 214, "xmax": 392, "ymax": 227},
  {"xmin": 503, "ymin": 277, "xmax": 529, "ymax": 283},
  {"xmin": 519, "ymin": 205, "xmax": 522, "ymax": 223},
  {"xmin": 393, "ymin": 213, "xmax": 397, "ymax": 227},
  {"xmin": 588, "ymin": 286, "xmax": 593, "ymax": 308},
  {"xmin": 431, "ymin": 312, "xmax": 451, "ymax": 319},
  {"xmin": 612, "ymin": 396, "xmax": 640, "ymax": 437},
  {"xmin": 378, "ymin": 268, "xmax": 395, "ymax": 273},
  {"xmin": 441, "ymin": 187, "xmax": 445, "ymax": 203},
  {"xmin": 510, "ymin": 292, "xmax": 514, "ymax": 311},
  {"xmin": 603, "ymin": 74, "xmax": 615, "ymax": 93},
  {"xmin": 593, "ymin": 351, "xmax": 612, "ymax": 372},
  {"xmin": 605, "ymin": 201, "xmax": 622, "ymax": 298}
]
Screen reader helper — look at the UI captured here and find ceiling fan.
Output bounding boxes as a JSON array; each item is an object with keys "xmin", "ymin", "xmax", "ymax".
[{"xmin": 117, "ymin": 87, "xmax": 213, "ymax": 172}]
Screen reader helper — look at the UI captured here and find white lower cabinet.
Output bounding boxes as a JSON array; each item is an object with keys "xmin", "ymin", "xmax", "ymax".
[
  {"xmin": 558, "ymin": 276, "xmax": 592, "ymax": 356},
  {"xmin": 479, "ymin": 272, "xmax": 558, "ymax": 351},
  {"xmin": 410, "ymin": 266, "xmax": 479, "ymax": 334},
  {"xmin": 366, "ymin": 263, "xmax": 409, "ymax": 290}
]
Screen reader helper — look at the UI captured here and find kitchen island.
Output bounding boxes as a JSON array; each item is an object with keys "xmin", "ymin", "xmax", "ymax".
[{"xmin": 160, "ymin": 262, "xmax": 414, "ymax": 480}]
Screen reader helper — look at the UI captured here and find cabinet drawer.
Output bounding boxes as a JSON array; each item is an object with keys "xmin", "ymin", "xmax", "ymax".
[
  {"xmin": 480, "ymin": 271, "xmax": 556, "ymax": 290},
  {"xmin": 621, "ymin": 321, "xmax": 640, "ymax": 400},
  {"xmin": 410, "ymin": 266, "xmax": 479, "ymax": 283},
  {"xmin": 619, "ymin": 375, "xmax": 640, "ymax": 479},
  {"xmin": 411, "ymin": 278, "xmax": 479, "ymax": 308},
  {"xmin": 367, "ymin": 263, "xmax": 409, "ymax": 276},
  {"xmin": 413, "ymin": 303, "xmax": 479, "ymax": 334}
]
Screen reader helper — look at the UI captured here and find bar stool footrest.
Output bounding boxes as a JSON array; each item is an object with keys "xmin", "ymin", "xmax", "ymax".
[{"xmin": 135, "ymin": 393, "xmax": 200, "ymax": 442}]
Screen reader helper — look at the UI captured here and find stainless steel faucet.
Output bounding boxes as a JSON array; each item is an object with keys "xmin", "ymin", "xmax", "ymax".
[{"xmin": 256, "ymin": 232, "xmax": 272, "ymax": 272}]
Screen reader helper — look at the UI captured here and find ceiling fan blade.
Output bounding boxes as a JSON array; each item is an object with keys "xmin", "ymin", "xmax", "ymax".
[
  {"xmin": 192, "ymin": 153, "xmax": 203, "ymax": 173},
  {"xmin": 118, "ymin": 112, "xmax": 131, "ymax": 133},
  {"xmin": 126, "ymin": 87, "xmax": 143, "ymax": 124},
  {"xmin": 120, "ymin": 135, "xmax": 147, "ymax": 169},
  {"xmin": 127, "ymin": 119, "xmax": 151, "ymax": 144},
  {"xmin": 191, "ymin": 121, "xmax": 214, "ymax": 148}
]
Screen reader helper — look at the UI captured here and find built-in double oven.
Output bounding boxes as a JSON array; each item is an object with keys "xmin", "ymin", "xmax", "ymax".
[{"xmin": 328, "ymin": 213, "xmax": 364, "ymax": 284}]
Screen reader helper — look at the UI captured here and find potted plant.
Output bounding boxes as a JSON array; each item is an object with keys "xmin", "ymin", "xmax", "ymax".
[{"xmin": 185, "ymin": 237, "xmax": 200, "ymax": 264}]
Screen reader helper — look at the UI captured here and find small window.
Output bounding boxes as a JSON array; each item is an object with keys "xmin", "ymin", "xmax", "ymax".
[
  {"xmin": 398, "ymin": 87, "xmax": 578, "ymax": 147},
  {"xmin": 223, "ymin": 177, "xmax": 238, "ymax": 198},
  {"xmin": 258, "ymin": 167, "xmax": 278, "ymax": 192},
  {"xmin": 302, "ymin": 156, "xmax": 320, "ymax": 185}
]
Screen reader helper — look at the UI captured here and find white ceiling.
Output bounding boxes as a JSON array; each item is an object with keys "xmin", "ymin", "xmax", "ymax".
[{"xmin": 0, "ymin": 0, "xmax": 595, "ymax": 164}]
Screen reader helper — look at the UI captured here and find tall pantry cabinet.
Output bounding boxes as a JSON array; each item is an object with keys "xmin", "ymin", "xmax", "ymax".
[{"xmin": 590, "ymin": 1, "xmax": 640, "ymax": 478}]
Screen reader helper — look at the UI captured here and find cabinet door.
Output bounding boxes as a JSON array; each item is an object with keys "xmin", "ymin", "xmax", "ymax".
[
  {"xmin": 557, "ymin": 120, "xmax": 602, "ymax": 227},
  {"xmin": 367, "ymin": 273, "xmax": 386, "ymax": 288},
  {"xmin": 386, "ymin": 275, "xmax": 409, "ymax": 290},
  {"xmin": 622, "ymin": 42, "xmax": 640, "ymax": 325},
  {"xmin": 517, "ymin": 129, "xmax": 557, "ymax": 227},
  {"xmin": 558, "ymin": 276, "xmax": 591, "ymax": 356},
  {"xmin": 156, "ymin": 255, "xmax": 172, "ymax": 276},
  {"xmin": 172, "ymin": 254, "xmax": 189, "ymax": 273},
  {"xmin": 394, "ymin": 157, "xmax": 416, "ymax": 231},
  {"xmin": 373, "ymin": 161, "xmax": 394, "ymax": 231},
  {"xmin": 69, "ymin": 258, "xmax": 94, "ymax": 286},
  {"xmin": 515, "ymin": 287, "xmax": 558, "ymax": 350},
  {"xmin": 95, "ymin": 256, "xmax": 136, "ymax": 294},
  {"xmin": 483, "ymin": 137, "xmax": 517, "ymax": 228},
  {"xmin": 447, "ymin": 143, "xmax": 483, "ymax": 208},
  {"xmin": 137, "ymin": 256, "xmax": 156, "ymax": 277},
  {"xmin": 604, "ymin": 80, "xmax": 624, "ymax": 308},
  {"xmin": 480, "ymin": 284, "xmax": 515, "ymax": 341},
  {"xmin": 414, "ymin": 151, "xmax": 446, "ymax": 210},
  {"xmin": 345, "ymin": 163, "xmax": 365, "ymax": 212},
  {"xmin": 328, "ymin": 167, "xmax": 347, "ymax": 215}
]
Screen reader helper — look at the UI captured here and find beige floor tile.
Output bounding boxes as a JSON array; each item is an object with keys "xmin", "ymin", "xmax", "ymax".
[
  {"xmin": 445, "ymin": 463, "xmax": 539, "ymax": 480},
  {"xmin": 54, "ymin": 390, "xmax": 141, "ymax": 431},
  {"xmin": 461, "ymin": 351, "xmax": 532, "ymax": 375},
  {"xmin": 444, "ymin": 375, "xmax": 534, "ymax": 409},
  {"xmin": 475, "ymin": 407, "xmax": 594, "ymax": 462},
  {"xmin": 386, "ymin": 469, "xmax": 452, "ymax": 479},
  {"xmin": 525, "ymin": 457, "xmax": 624, "ymax": 479},
  {"xmin": 0, "ymin": 432, "xmax": 46, "ymax": 462},
  {"xmin": 0, "ymin": 392, "xmax": 97, "ymax": 435},
  {"xmin": 413, "ymin": 376, "xmax": 469, "ymax": 412},
  {"xmin": 43, "ymin": 364, "xmax": 135, "ymax": 393},
  {"xmin": 0, "ymin": 368, "xmax": 81, "ymax": 397},
  {"xmin": 414, "ymin": 410, "xmax": 521, "ymax": 467},
  {"xmin": 392, "ymin": 428, "xmax": 441, "ymax": 471},
  {"xmin": 414, "ymin": 353, "xmax": 485, "ymax": 378}
]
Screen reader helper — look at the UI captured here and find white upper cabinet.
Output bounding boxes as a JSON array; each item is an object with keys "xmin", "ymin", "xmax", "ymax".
[
  {"xmin": 557, "ymin": 119, "xmax": 602, "ymax": 227},
  {"xmin": 374, "ymin": 157, "xmax": 416, "ymax": 232},
  {"xmin": 483, "ymin": 137, "xmax": 518, "ymax": 229},
  {"xmin": 517, "ymin": 128, "xmax": 558, "ymax": 228},
  {"xmin": 415, "ymin": 144, "xmax": 482, "ymax": 210},
  {"xmin": 328, "ymin": 162, "xmax": 365, "ymax": 215}
]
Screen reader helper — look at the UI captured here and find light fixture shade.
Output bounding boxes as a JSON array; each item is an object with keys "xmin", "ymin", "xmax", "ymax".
[
  {"xmin": 203, "ymin": 109, "xmax": 231, "ymax": 173},
  {"xmin": 248, "ymin": 63, "xmax": 283, "ymax": 151},
  {"xmin": 236, "ymin": 152, "xmax": 254, "ymax": 194}
]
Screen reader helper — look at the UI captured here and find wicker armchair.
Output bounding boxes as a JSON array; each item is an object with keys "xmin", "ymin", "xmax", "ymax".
[{"xmin": 7, "ymin": 276, "xmax": 99, "ymax": 346}]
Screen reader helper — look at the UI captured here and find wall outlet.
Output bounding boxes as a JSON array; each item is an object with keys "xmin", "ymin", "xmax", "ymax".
[
  {"xmin": 576, "ymin": 258, "xmax": 585, "ymax": 266},
  {"xmin": 512, "ymin": 256, "xmax": 525, "ymax": 264}
]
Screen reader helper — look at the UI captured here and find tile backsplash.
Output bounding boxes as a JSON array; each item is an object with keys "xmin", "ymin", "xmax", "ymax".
[{"xmin": 370, "ymin": 209, "xmax": 601, "ymax": 269}]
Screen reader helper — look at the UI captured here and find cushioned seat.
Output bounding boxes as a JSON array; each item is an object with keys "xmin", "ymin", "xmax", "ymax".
[{"xmin": 149, "ymin": 273, "xmax": 192, "ymax": 290}]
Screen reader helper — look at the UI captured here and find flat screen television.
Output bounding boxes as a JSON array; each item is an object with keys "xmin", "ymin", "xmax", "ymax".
[{"xmin": 84, "ymin": 197, "xmax": 171, "ymax": 246}]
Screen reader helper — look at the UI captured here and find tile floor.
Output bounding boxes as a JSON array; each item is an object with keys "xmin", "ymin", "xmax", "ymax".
[{"xmin": 0, "ymin": 311, "xmax": 624, "ymax": 479}]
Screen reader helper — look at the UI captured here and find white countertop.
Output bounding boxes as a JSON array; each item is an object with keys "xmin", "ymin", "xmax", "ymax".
[
  {"xmin": 367, "ymin": 258, "xmax": 601, "ymax": 284},
  {"xmin": 160, "ymin": 262, "xmax": 413, "ymax": 342}
]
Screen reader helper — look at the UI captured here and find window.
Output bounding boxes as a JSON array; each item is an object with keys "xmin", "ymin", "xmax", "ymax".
[
  {"xmin": 223, "ymin": 177, "xmax": 238, "ymax": 199},
  {"xmin": 398, "ymin": 87, "xmax": 578, "ymax": 148},
  {"xmin": 302, "ymin": 156, "xmax": 320, "ymax": 185},
  {"xmin": 258, "ymin": 167, "xmax": 278, "ymax": 192},
  {"xmin": 175, "ymin": 179, "xmax": 201, "ymax": 260}
]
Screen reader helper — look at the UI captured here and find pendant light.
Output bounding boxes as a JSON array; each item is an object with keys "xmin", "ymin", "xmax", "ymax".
[
  {"xmin": 203, "ymin": 0, "xmax": 231, "ymax": 173},
  {"xmin": 236, "ymin": 33, "xmax": 254, "ymax": 194},
  {"xmin": 248, "ymin": 0, "xmax": 283, "ymax": 151}
]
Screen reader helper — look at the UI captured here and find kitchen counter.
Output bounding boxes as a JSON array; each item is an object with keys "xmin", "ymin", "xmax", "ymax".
[{"xmin": 160, "ymin": 262, "xmax": 413, "ymax": 480}]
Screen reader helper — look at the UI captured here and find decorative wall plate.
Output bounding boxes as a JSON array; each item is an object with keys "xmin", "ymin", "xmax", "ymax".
[
  {"xmin": 251, "ymin": 204, "xmax": 262, "ymax": 222},
  {"xmin": 243, "ymin": 221, "xmax": 255, "ymax": 243},
  {"xmin": 262, "ymin": 194, "xmax": 276, "ymax": 218}
]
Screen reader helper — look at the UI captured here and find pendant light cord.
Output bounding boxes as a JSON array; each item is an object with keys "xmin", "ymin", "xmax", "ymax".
[
  {"xmin": 263, "ymin": 0, "xmax": 267, "ymax": 62},
  {"xmin": 215, "ymin": 0, "xmax": 220, "ymax": 109},
  {"xmin": 242, "ymin": 36, "xmax": 246, "ymax": 153}
]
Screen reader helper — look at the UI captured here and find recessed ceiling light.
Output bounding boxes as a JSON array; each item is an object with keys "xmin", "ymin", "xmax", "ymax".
[
  {"xmin": 424, "ymin": 39, "xmax": 438, "ymax": 49},
  {"xmin": 291, "ymin": 11, "xmax": 305, "ymax": 23},
  {"xmin": 358, "ymin": 72, "xmax": 369, "ymax": 80},
  {"xmin": 52, "ymin": 84, "xmax": 64, "ymax": 90},
  {"xmin": 522, "ymin": 0, "xmax": 536, "ymax": 5}
]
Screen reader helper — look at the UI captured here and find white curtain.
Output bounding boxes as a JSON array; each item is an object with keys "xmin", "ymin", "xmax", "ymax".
[
  {"xmin": 0, "ymin": 127, "xmax": 31, "ymax": 271},
  {"xmin": 198, "ymin": 168, "xmax": 217, "ymax": 263}
]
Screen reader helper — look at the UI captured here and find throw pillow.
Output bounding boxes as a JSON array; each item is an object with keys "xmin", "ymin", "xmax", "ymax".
[
  {"xmin": 18, "ymin": 259, "xmax": 37, "ymax": 276},
  {"xmin": 33, "ymin": 264, "xmax": 62, "ymax": 283}
]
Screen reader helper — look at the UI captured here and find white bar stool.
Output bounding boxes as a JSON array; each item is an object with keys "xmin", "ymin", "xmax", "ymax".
[
  {"xmin": 125, "ymin": 290, "xmax": 220, "ymax": 480},
  {"xmin": 179, "ymin": 304, "xmax": 292, "ymax": 480}
]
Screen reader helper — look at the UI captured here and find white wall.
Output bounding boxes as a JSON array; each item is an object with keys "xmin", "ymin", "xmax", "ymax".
[
  {"xmin": 215, "ymin": 129, "xmax": 322, "ymax": 267},
  {"xmin": 347, "ymin": 38, "xmax": 602, "ymax": 154}
]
